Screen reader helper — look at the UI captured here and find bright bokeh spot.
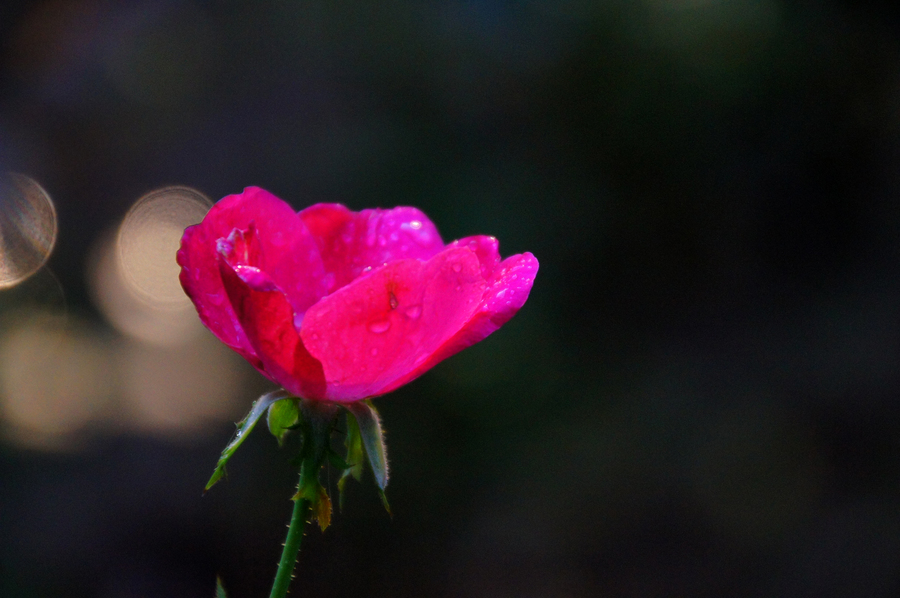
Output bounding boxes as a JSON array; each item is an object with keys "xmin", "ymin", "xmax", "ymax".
[
  {"xmin": 90, "ymin": 186, "xmax": 211, "ymax": 346},
  {"xmin": 0, "ymin": 173, "xmax": 57, "ymax": 289},
  {"xmin": 0, "ymin": 311, "xmax": 112, "ymax": 448},
  {"xmin": 117, "ymin": 332, "xmax": 250, "ymax": 434},
  {"xmin": 118, "ymin": 186, "xmax": 211, "ymax": 307},
  {"xmin": 90, "ymin": 230, "xmax": 201, "ymax": 346}
]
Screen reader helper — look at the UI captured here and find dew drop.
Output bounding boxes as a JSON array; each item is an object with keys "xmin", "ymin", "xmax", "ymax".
[
  {"xmin": 452, "ymin": 263, "xmax": 462, "ymax": 273},
  {"xmin": 370, "ymin": 348, "xmax": 379, "ymax": 356},
  {"xmin": 495, "ymin": 289, "xmax": 507, "ymax": 299},
  {"xmin": 404, "ymin": 305, "xmax": 422, "ymax": 319},
  {"xmin": 368, "ymin": 320, "xmax": 391, "ymax": 334}
]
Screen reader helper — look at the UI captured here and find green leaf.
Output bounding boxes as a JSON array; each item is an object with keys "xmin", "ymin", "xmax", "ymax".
[
  {"xmin": 215, "ymin": 576, "xmax": 228, "ymax": 598},
  {"xmin": 346, "ymin": 400, "xmax": 389, "ymax": 490},
  {"xmin": 267, "ymin": 396, "xmax": 300, "ymax": 446},
  {"xmin": 204, "ymin": 390, "xmax": 292, "ymax": 493}
]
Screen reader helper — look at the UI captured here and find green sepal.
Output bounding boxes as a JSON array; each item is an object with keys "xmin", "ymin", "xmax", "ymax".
[
  {"xmin": 204, "ymin": 389, "xmax": 292, "ymax": 493},
  {"xmin": 298, "ymin": 399, "xmax": 340, "ymax": 466},
  {"xmin": 267, "ymin": 396, "xmax": 300, "ymax": 446},
  {"xmin": 327, "ymin": 450, "xmax": 351, "ymax": 471},
  {"xmin": 346, "ymin": 400, "xmax": 389, "ymax": 492},
  {"xmin": 378, "ymin": 488, "xmax": 392, "ymax": 516},
  {"xmin": 283, "ymin": 399, "xmax": 340, "ymax": 531},
  {"xmin": 337, "ymin": 412, "xmax": 365, "ymax": 510},
  {"xmin": 215, "ymin": 576, "xmax": 228, "ymax": 598}
]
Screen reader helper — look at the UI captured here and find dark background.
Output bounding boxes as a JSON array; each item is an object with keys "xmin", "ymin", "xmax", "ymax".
[{"xmin": 3, "ymin": 1, "xmax": 900, "ymax": 596}]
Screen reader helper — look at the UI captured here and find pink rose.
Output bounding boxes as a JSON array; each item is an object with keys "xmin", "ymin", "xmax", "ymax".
[{"xmin": 177, "ymin": 187, "xmax": 538, "ymax": 403}]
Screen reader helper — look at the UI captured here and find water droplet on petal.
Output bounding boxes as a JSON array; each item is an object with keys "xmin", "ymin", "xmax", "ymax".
[
  {"xmin": 370, "ymin": 348, "xmax": 379, "ymax": 356},
  {"xmin": 404, "ymin": 305, "xmax": 422, "ymax": 319},
  {"xmin": 452, "ymin": 263, "xmax": 462, "ymax": 273},
  {"xmin": 368, "ymin": 320, "xmax": 391, "ymax": 334},
  {"xmin": 495, "ymin": 289, "xmax": 507, "ymax": 299}
]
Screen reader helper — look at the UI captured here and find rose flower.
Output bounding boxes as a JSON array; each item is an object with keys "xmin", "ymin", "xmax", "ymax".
[{"xmin": 177, "ymin": 187, "xmax": 538, "ymax": 403}]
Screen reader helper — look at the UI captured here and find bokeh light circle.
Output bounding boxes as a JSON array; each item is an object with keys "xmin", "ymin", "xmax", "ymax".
[
  {"xmin": 117, "ymin": 186, "xmax": 211, "ymax": 308},
  {"xmin": 0, "ymin": 311, "xmax": 113, "ymax": 447},
  {"xmin": 0, "ymin": 173, "xmax": 57, "ymax": 289}
]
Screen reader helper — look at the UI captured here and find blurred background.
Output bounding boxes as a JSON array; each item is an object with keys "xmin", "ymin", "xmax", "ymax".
[{"xmin": 2, "ymin": 0, "xmax": 900, "ymax": 596}]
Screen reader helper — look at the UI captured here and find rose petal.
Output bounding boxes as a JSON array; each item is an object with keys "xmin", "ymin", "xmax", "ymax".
[
  {"xmin": 301, "ymin": 246, "xmax": 485, "ymax": 401},
  {"xmin": 218, "ymin": 255, "xmax": 327, "ymax": 399},
  {"xmin": 177, "ymin": 187, "xmax": 328, "ymax": 369},
  {"xmin": 378, "ymin": 251, "xmax": 539, "ymax": 395},
  {"xmin": 446, "ymin": 235, "xmax": 501, "ymax": 280},
  {"xmin": 299, "ymin": 203, "xmax": 445, "ymax": 290}
]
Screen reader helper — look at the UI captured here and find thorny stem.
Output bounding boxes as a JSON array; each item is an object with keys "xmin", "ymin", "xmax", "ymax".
[
  {"xmin": 269, "ymin": 482, "xmax": 311, "ymax": 598},
  {"xmin": 269, "ymin": 401, "xmax": 338, "ymax": 598}
]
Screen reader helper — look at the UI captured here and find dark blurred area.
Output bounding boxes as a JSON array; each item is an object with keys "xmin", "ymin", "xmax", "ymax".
[{"xmin": 2, "ymin": 0, "xmax": 900, "ymax": 596}]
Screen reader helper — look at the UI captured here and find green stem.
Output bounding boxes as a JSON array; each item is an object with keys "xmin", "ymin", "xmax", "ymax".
[{"xmin": 269, "ymin": 487, "xmax": 311, "ymax": 598}]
